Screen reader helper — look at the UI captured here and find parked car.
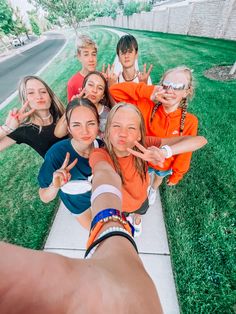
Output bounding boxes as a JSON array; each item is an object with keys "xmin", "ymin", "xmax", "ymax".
[{"xmin": 11, "ymin": 37, "xmax": 26, "ymax": 47}]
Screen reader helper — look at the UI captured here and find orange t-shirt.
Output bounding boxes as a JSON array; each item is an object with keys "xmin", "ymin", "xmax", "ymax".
[
  {"xmin": 89, "ymin": 136, "xmax": 161, "ymax": 213},
  {"xmin": 110, "ymin": 82, "xmax": 198, "ymax": 184}
]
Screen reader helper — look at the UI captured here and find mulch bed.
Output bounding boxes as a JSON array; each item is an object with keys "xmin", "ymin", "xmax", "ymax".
[{"xmin": 204, "ymin": 65, "xmax": 236, "ymax": 81}]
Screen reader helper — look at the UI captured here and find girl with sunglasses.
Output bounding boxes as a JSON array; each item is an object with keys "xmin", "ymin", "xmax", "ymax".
[{"xmin": 109, "ymin": 66, "xmax": 198, "ymax": 204}]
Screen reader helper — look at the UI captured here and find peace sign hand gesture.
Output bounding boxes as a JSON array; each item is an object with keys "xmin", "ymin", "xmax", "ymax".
[
  {"xmin": 104, "ymin": 63, "xmax": 118, "ymax": 86},
  {"xmin": 71, "ymin": 88, "xmax": 88, "ymax": 101},
  {"xmin": 127, "ymin": 141, "xmax": 166, "ymax": 167},
  {"xmin": 52, "ymin": 152, "xmax": 78, "ymax": 188},
  {"xmin": 5, "ymin": 101, "xmax": 35, "ymax": 131},
  {"xmin": 138, "ymin": 64, "xmax": 153, "ymax": 84}
]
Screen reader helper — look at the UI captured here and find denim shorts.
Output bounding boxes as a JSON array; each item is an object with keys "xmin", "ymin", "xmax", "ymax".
[
  {"xmin": 123, "ymin": 198, "xmax": 149, "ymax": 216},
  {"xmin": 148, "ymin": 167, "xmax": 173, "ymax": 178}
]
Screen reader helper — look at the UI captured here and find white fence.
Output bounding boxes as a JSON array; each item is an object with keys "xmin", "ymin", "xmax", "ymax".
[{"xmin": 81, "ymin": 0, "xmax": 236, "ymax": 40}]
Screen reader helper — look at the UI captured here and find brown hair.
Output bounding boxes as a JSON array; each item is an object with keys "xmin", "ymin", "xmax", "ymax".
[
  {"xmin": 104, "ymin": 102, "xmax": 147, "ymax": 184},
  {"xmin": 66, "ymin": 97, "xmax": 99, "ymax": 126},
  {"xmin": 151, "ymin": 66, "xmax": 193, "ymax": 135},
  {"xmin": 82, "ymin": 71, "xmax": 115, "ymax": 109}
]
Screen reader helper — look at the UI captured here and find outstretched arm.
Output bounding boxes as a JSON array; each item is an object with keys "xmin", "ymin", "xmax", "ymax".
[{"xmin": 160, "ymin": 135, "xmax": 207, "ymax": 155}]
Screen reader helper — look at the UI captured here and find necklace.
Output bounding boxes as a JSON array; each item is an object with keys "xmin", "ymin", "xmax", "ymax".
[
  {"xmin": 122, "ymin": 71, "xmax": 138, "ymax": 82},
  {"xmin": 41, "ymin": 113, "xmax": 52, "ymax": 120}
]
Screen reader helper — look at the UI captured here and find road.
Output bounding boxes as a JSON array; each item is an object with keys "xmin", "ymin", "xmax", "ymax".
[{"xmin": 0, "ymin": 32, "xmax": 66, "ymax": 104}]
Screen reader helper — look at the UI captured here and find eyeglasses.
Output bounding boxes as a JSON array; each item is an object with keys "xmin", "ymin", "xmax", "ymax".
[{"xmin": 162, "ymin": 80, "xmax": 188, "ymax": 91}]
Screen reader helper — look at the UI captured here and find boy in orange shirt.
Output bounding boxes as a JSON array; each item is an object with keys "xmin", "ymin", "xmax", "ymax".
[{"xmin": 67, "ymin": 35, "xmax": 97, "ymax": 101}]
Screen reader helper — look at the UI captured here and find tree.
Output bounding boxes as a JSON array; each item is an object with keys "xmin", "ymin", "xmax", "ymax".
[
  {"xmin": 29, "ymin": 0, "xmax": 91, "ymax": 36},
  {"xmin": 28, "ymin": 10, "xmax": 42, "ymax": 36},
  {"xmin": 123, "ymin": 1, "xmax": 141, "ymax": 16},
  {"xmin": 12, "ymin": 7, "xmax": 30, "ymax": 39},
  {"xmin": 91, "ymin": 0, "xmax": 118, "ymax": 20},
  {"xmin": 0, "ymin": 0, "xmax": 15, "ymax": 36}
]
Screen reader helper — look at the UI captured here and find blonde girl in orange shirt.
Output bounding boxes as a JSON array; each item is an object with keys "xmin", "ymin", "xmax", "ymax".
[{"xmin": 90, "ymin": 103, "xmax": 207, "ymax": 236}]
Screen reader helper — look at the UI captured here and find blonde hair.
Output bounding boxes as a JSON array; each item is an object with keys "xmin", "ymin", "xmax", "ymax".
[
  {"xmin": 104, "ymin": 102, "xmax": 147, "ymax": 184},
  {"xmin": 151, "ymin": 66, "xmax": 194, "ymax": 135},
  {"xmin": 76, "ymin": 35, "xmax": 98, "ymax": 54},
  {"xmin": 18, "ymin": 76, "xmax": 65, "ymax": 131}
]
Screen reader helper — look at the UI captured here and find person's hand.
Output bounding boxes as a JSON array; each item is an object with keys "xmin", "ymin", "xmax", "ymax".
[
  {"xmin": 101, "ymin": 63, "xmax": 108, "ymax": 80},
  {"xmin": 104, "ymin": 63, "xmax": 118, "ymax": 86},
  {"xmin": 138, "ymin": 64, "xmax": 153, "ymax": 84},
  {"xmin": 71, "ymin": 88, "xmax": 87, "ymax": 101},
  {"xmin": 52, "ymin": 152, "xmax": 78, "ymax": 188},
  {"xmin": 127, "ymin": 141, "xmax": 166, "ymax": 167},
  {"xmin": 150, "ymin": 85, "xmax": 177, "ymax": 104},
  {"xmin": 5, "ymin": 101, "xmax": 35, "ymax": 131}
]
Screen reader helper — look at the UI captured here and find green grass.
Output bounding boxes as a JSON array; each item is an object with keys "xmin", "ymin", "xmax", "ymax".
[
  {"xmin": 1, "ymin": 26, "xmax": 235, "ymax": 312},
  {"xmin": 0, "ymin": 28, "xmax": 119, "ymax": 249},
  {"xmin": 108, "ymin": 27, "xmax": 235, "ymax": 313}
]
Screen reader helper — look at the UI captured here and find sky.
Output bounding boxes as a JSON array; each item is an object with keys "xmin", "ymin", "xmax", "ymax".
[{"xmin": 9, "ymin": 0, "xmax": 35, "ymax": 23}]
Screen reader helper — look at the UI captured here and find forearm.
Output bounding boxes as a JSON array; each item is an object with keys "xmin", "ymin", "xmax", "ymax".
[
  {"xmin": 0, "ymin": 124, "xmax": 15, "ymax": 140},
  {"xmin": 39, "ymin": 186, "xmax": 59, "ymax": 203},
  {"xmin": 92, "ymin": 162, "xmax": 122, "ymax": 218},
  {"xmin": 54, "ymin": 114, "xmax": 68, "ymax": 138},
  {"xmin": 162, "ymin": 136, "xmax": 207, "ymax": 155}
]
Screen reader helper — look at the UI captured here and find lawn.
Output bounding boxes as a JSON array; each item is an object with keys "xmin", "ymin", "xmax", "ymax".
[
  {"xmin": 112, "ymin": 27, "xmax": 235, "ymax": 313},
  {"xmin": 0, "ymin": 26, "xmax": 235, "ymax": 313},
  {"xmin": 0, "ymin": 28, "xmax": 118, "ymax": 248}
]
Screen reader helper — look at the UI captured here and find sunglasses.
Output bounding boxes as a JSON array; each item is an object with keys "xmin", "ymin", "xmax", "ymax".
[{"xmin": 162, "ymin": 80, "xmax": 188, "ymax": 91}]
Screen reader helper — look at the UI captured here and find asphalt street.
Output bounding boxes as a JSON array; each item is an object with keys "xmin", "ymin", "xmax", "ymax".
[{"xmin": 0, "ymin": 33, "xmax": 66, "ymax": 104}]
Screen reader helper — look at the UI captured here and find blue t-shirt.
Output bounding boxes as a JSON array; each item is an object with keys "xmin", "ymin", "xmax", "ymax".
[{"xmin": 38, "ymin": 138, "xmax": 103, "ymax": 215}]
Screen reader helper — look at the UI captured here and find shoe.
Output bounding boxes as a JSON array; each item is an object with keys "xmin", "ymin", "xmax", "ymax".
[
  {"xmin": 148, "ymin": 187, "xmax": 157, "ymax": 205},
  {"xmin": 133, "ymin": 216, "xmax": 142, "ymax": 237}
]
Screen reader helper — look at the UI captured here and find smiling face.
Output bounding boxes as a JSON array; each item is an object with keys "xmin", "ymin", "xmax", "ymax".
[
  {"xmin": 108, "ymin": 106, "xmax": 141, "ymax": 157},
  {"xmin": 84, "ymin": 74, "xmax": 105, "ymax": 106},
  {"xmin": 68, "ymin": 106, "xmax": 99, "ymax": 147},
  {"xmin": 25, "ymin": 79, "xmax": 51, "ymax": 110},
  {"xmin": 160, "ymin": 70, "xmax": 191, "ymax": 111},
  {"xmin": 78, "ymin": 46, "xmax": 97, "ymax": 74}
]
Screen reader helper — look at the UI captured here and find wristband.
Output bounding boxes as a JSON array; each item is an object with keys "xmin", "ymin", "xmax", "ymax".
[
  {"xmin": 85, "ymin": 226, "xmax": 132, "ymax": 258},
  {"xmin": 91, "ymin": 208, "xmax": 126, "ymax": 230},
  {"xmin": 1, "ymin": 124, "xmax": 15, "ymax": 134},
  {"xmin": 87, "ymin": 208, "xmax": 134, "ymax": 249},
  {"xmin": 85, "ymin": 230, "xmax": 138, "ymax": 259},
  {"xmin": 91, "ymin": 184, "xmax": 122, "ymax": 204},
  {"xmin": 161, "ymin": 145, "xmax": 173, "ymax": 158}
]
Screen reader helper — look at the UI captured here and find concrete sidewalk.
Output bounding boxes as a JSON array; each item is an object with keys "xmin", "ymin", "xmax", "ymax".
[{"xmin": 44, "ymin": 192, "xmax": 179, "ymax": 313}]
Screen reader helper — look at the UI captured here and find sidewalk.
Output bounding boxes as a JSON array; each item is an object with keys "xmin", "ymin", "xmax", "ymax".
[
  {"xmin": 44, "ymin": 192, "xmax": 179, "ymax": 313},
  {"xmin": 44, "ymin": 28, "xmax": 180, "ymax": 313}
]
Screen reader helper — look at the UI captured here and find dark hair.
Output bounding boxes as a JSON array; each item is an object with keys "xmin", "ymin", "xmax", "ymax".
[
  {"xmin": 82, "ymin": 71, "xmax": 114, "ymax": 109},
  {"xmin": 116, "ymin": 34, "xmax": 138, "ymax": 55},
  {"xmin": 66, "ymin": 97, "xmax": 99, "ymax": 126}
]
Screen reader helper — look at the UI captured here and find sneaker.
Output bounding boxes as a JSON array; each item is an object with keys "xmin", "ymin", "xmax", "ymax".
[
  {"xmin": 133, "ymin": 216, "xmax": 142, "ymax": 237},
  {"xmin": 148, "ymin": 187, "xmax": 157, "ymax": 205}
]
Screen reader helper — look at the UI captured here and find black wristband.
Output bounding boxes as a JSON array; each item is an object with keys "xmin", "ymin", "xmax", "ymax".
[{"xmin": 84, "ymin": 231, "xmax": 138, "ymax": 258}]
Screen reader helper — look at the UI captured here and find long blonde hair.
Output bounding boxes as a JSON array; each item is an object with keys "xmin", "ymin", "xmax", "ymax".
[
  {"xmin": 18, "ymin": 76, "xmax": 65, "ymax": 129},
  {"xmin": 104, "ymin": 102, "xmax": 147, "ymax": 184},
  {"xmin": 151, "ymin": 66, "xmax": 194, "ymax": 135}
]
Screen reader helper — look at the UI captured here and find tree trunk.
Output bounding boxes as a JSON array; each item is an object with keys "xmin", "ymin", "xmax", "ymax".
[
  {"xmin": 0, "ymin": 37, "xmax": 10, "ymax": 52},
  {"xmin": 229, "ymin": 61, "xmax": 236, "ymax": 75}
]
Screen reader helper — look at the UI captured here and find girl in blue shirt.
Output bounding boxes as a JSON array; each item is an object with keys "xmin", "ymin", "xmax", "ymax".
[{"xmin": 38, "ymin": 98, "xmax": 103, "ymax": 229}]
